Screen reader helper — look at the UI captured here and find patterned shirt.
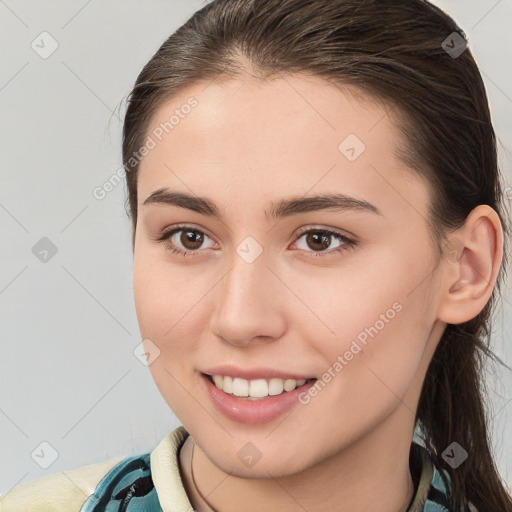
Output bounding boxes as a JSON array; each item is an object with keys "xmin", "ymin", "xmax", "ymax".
[
  {"xmin": 0, "ymin": 426, "xmax": 477, "ymax": 511},
  {"xmin": 79, "ymin": 427, "xmax": 466, "ymax": 512}
]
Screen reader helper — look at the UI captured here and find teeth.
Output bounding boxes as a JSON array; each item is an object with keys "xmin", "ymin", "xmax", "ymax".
[
  {"xmin": 222, "ymin": 375, "xmax": 233, "ymax": 394},
  {"xmin": 232, "ymin": 377, "xmax": 249, "ymax": 397},
  {"xmin": 212, "ymin": 374, "xmax": 223, "ymax": 389},
  {"xmin": 249, "ymin": 378, "xmax": 268, "ymax": 398},
  {"xmin": 268, "ymin": 378, "xmax": 284, "ymax": 396},
  {"xmin": 210, "ymin": 375, "xmax": 308, "ymax": 398},
  {"xmin": 284, "ymin": 379, "xmax": 297, "ymax": 391}
]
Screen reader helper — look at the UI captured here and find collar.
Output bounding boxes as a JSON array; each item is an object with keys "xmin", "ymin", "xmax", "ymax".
[
  {"xmin": 150, "ymin": 426, "xmax": 454, "ymax": 512},
  {"xmin": 151, "ymin": 425, "xmax": 195, "ymax": 511}
]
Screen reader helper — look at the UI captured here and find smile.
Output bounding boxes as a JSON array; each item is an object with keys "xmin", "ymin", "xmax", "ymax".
[
  {"xmin": 207, "ymin": 374, "xmax": 312, "ymax": 399},
  {"xmin": 201, "ymin": 373, "xmax": 318, "ymax": 424}
]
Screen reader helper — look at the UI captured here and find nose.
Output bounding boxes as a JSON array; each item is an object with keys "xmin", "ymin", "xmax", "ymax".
[{"xmin": 209, "ymin": 246, "xmax": 287, "ymax": 347}]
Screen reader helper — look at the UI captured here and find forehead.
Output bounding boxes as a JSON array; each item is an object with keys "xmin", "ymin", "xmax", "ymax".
[
  {"xmin": 137, "ymin": 73, "xmax": 431, "ymax": 224},
  {"xmin": 144, "ymin": 73, "xmax": 394, "ymax": 156}
]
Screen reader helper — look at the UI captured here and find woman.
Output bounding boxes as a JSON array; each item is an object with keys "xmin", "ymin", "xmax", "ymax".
[{"xmin": 2, "ymin": 0, "xmax": 511, "ymax": 510}]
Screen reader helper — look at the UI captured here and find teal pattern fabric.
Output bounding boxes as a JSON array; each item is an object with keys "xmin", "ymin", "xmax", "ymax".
[
  {"xmin": 424, "ymin": 462, "xmax": 451, "ymax": 511},
  {"xmin": 79, "ymin": 454, "xmax": 160, "ymax": 511},
  {"xmin": 78, "ymin": 442, "xmax": 473, "ymax": 512}
]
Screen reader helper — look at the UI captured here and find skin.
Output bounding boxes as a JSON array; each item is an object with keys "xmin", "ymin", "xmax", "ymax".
[{"xmin": 132, "ymin": 72, "xmax": 503, "ymax": 512}]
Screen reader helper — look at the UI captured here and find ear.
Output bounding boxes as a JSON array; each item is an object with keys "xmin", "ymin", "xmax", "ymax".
[{"xmin": 436, "ymin": 205, "xmax": 504, "ymax": 325}]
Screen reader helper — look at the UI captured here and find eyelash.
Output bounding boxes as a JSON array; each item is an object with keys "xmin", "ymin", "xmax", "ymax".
[{"xmin": 155, "ymin": 224, "xmax": 356, "ymax": 259}]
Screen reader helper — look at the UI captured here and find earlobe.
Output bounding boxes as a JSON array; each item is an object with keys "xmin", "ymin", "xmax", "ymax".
[{"xmin": 436, "ymin": 205, "xmax": 503, "ymax": 325}]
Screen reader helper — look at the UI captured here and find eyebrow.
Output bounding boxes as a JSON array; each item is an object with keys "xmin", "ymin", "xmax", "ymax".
[{"xmin": 142, "ymin": 188, "xmax": 383, "ymax": 221}]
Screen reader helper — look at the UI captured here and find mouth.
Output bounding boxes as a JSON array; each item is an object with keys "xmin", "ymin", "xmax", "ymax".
[
  {"xmin": 203, "ymin": 372, "xmax": 317, "ymax": 400},
  {"xmin": 201, "ymin": 372, "xmax": 318, "ymax": 424}
]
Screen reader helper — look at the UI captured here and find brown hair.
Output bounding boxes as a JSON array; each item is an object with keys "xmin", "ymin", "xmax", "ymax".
[{"xmin": 121, "ymin": 0, "xmax": 512, "ymax": 509}]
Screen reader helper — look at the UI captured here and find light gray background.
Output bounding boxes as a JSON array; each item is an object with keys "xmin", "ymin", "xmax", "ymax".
[{"xmin": 1, "ymin": 0, "xmax": 511, "ymax": 496}]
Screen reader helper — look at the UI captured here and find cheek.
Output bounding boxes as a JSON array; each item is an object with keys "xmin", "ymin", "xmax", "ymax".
[
  {"xmin": 133, "ymin": 252, "xmax": 208, "ymax": 342},
  {"xmin": 287, "ymin": 253, "xmax": 406, "ymax": 353},
  {"xmin": 300, "ymin": 248, "xmax": 434, "ymax": 402},
  {"xmin": 133, "ymin": 257, "xmax": 207, "ymax": 418},
  {"xmin": 296, "ymin": 298, "xmax": 429, "ymax": 446}
]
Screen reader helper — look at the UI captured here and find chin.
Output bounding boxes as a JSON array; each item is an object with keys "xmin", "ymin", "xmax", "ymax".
[{"xmin": 197, "ymin": 436, "xmax": 313, "ymax": 480}]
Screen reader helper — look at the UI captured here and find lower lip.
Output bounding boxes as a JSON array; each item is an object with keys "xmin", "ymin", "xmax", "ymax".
[{"xmin": 201, "ymin": 373, "xmax": 317, "ymax": 425}]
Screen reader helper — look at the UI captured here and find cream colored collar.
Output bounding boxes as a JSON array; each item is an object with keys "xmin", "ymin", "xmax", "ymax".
[
  {"xmin": 150, "ymin": 425, "xmax": 195, "ymax": 512},
  {"xmin": 150, "ymin": 425, "xmax": 436, "ymax": 512}
]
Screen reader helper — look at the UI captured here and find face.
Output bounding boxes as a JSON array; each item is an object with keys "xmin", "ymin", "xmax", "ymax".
[{"xmin": 133, "ymin": 73, "xmax": 445, "ymax": 478}]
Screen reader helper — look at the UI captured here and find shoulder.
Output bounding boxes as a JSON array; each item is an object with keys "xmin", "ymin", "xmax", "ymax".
[
  {"xmin": 0, "ymin": 456, "xmax": 124, "ymax": 512},
  {"xmin": 0, "ymin": 426, "xmax": 191, "ymax": 512},
  {"xmin": 80, "ymin": 426, "xmax": 191, "ymax": 511}
]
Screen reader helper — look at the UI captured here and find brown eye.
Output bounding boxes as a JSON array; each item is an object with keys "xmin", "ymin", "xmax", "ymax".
[
  {"xmin": 156, "ymin": 225, "xmax": 216, "ymax": 257},
  {"xmin": 293, "ymin": 228, "xmax": 356, "ymax": 258},
  {"xmin": 179, "ymin": 229, "xmax": 204, "ymax": 251},
  {"xmin": 304, "ymin": 232, "xmax": 331, "ymax": 252}
]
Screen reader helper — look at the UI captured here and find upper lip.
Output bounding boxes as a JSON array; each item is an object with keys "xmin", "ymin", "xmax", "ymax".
[{"xmin": 202, "ymin": 365, "xmax": 316, "ymax": 381}]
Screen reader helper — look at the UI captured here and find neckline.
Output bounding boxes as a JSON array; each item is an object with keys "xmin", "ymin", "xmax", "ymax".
[{"xmin": 151, "ymin": 426, "xmax": 437, "ymax": 512}]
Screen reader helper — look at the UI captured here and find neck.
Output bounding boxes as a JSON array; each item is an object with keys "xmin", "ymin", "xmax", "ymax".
[{"xmin": 179, "ymin": 407, "xmax": 417, "ymax": 512}]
